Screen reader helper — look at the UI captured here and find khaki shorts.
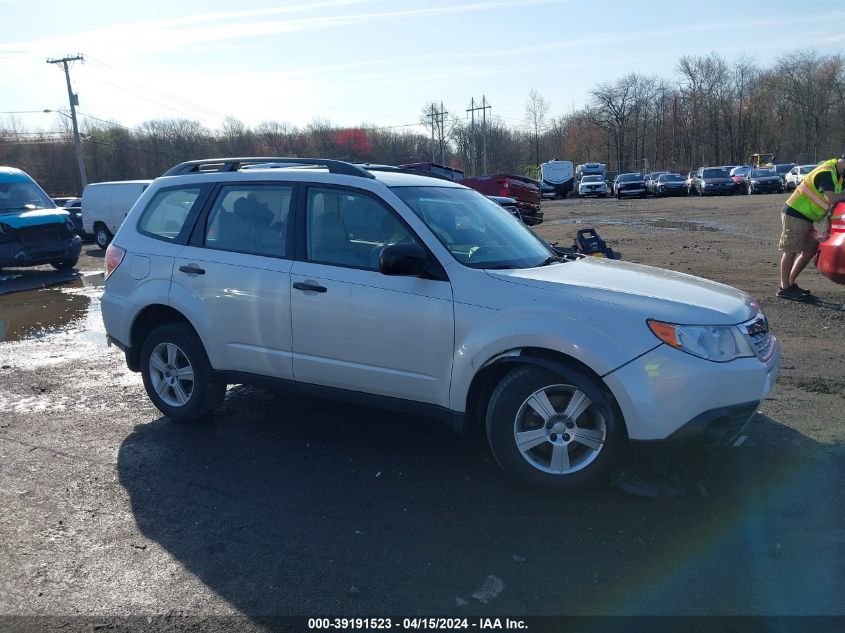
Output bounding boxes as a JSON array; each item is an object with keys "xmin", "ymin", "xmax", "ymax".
[{"xmin": 778, "ymin": 213, "xmax": 817, "ymax": 253}]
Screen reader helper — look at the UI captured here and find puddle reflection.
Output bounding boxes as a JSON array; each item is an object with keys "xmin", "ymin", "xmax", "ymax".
[{"xmin": 0, "ymin": 274, "xmax": 105, "ymax": 344}]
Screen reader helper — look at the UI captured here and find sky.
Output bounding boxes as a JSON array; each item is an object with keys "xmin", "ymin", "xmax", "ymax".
[{"xmin": 1, "ymin": 0, "xmax": 844, "ymax": 135}]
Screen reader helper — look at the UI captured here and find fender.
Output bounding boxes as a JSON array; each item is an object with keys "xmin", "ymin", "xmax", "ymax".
[
  {"xmin": 448, "ymin": 307, "xmax": 656, "ymax": 412},
  {"xmin": 165, "ymin": 278, "xmax": 219, "ymax": 367}
]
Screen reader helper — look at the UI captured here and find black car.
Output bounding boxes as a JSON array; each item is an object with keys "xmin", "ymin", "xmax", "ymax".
[
  {"xmin": 487, "ymin": 195, "xmax": 543, "ymax": 226},
  {"xmin": 744, "ymin": 169, "xmax": 784, "ymax": 195},
  {"xmin": 653, "ymin": 173, "xmax": 688, "ymax": 197},
  {"xmin": 613, "ymin": 173, "xmax": 647, "ymax": 198},
  {"xmin": 690, "ymin": 167, "xmax": 735, "ymax": 196}
]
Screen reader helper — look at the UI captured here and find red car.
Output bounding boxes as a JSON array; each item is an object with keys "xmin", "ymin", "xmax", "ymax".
[
  {"xmin": 459, "ymin": 174, "xmax": 543, "ymax": 225},
  {"xmin": 816, "ymin": 201, "xmax": 845, "ymax": 284}
]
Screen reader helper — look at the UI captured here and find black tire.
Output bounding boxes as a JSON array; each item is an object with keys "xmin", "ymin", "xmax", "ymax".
[
  {"xmin": 50, "ymin": 258, "xmax": 78, "ymax": 271},
  {"xmin": 485, "ymin": 365, "xmax": 625, "ymax": 492},
  {"xmin": 600, "ymin": 193, "xmax": 608, "ymax": 198},
  {"xmin": 140, "ymin": 322, "xmax": 226, "ymax": 422},
  {"xmin": 95, "ymin": 225, "xmax": 112, "ymax": 250}
]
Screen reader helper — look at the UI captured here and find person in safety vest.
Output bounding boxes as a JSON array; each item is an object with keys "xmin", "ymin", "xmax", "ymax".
[{"xmin": 777, "ymin": 154, "xmax": 845, "ymax": 301}]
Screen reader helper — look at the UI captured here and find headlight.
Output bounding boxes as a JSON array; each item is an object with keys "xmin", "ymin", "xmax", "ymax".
[
  {"xmin": 0, "ymin": 222, "xmax": 9, "ymax": 236},
  {"xmin": 647, "ymin": 319, "xmax": 755, "ymax": 362},
  {"xmin": 65, "ymin": 217, "xmax": 75, "ymax": 232}
]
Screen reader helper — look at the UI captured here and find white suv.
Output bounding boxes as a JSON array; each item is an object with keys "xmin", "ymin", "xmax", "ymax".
[{"xmin": 101, "ymin": 158, "xmax": 780, "ymax": 491}]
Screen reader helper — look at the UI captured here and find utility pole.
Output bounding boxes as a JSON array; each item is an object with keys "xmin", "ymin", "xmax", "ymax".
[
  {"xmin": 467, "ymin": 96, "xmax": 491, "ymax": 174},
  {"xmin": 438, "ymin": 101, "xmax": 447, "ymax": 165},
  {"xmin": 481, "ymin": 95, "xmax": 490, "ymax": 175},
  {"xmin": 466, "ymin": 98, "xmax": 476, "ymax": 176},
  {"xmin": 47, "ymin": 54, "xmax": 87, "ymax": 194}
]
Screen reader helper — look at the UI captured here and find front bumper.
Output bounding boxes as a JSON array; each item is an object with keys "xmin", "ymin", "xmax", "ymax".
[
  {"xmin": 0, "ymin": 235, "xmax": 82, "ymax": 267},
  {"xmin": 604, "ymin": 339, "xmax": 780, "ymax": 443},
  {"xmin": 657, "ymin": 187, "xmax": 688, "ymax": 196},
  {"xmin": 618, "ymin": 187, "xmax": 647, "ymax": 197}
]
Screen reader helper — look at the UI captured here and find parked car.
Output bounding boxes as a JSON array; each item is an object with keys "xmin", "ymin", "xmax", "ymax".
[
  {"xmin": 771, "ymin": 163, "xmax": 797, "ymax": 186},
  {"xmin": 101, "ymin": 157, "xmax": 779, "ymax": 492},
  {"xmin": 742, "ymin": 169, "xmax": 784, "ymax": 195},
  {"xmin": 644, "ymin": 171, "xmax": 669, "ymax": 195},
  {"xmin": 52, "ymin": 196, "xmax": 84, "ymax": 237},
  {"xmin": 0, "ymin": 167, "xmax": 82, "ymax": 270},
  {"xmin": 690, "ymin": 167, "xmax": 735, "ymax": 196},
  {"xmin": 539, "ymin": 181, "xmax": 557, "ymax": 200},
  {"xmin": 398, "ymin": 162, "xmax": 464, "ymax": 182},
  {"xmin": 612, "ymin": 173, "xmax": 647, "ymax": 198},
  {"xmin": 486, "ymin": 195, "xmax": 522, "ymax": 221},
  {"xmin": 577, "ymin": 175, "xmax": 608, "ymax": 197},
  {"xmin": 816, "ymin": 201, "xmax": 845, "ymax": 284},
  {"xmin": 82, "ymin": 180, "xmax": 153, "ymax": 249},
  {"xmin": 461, "ymin": 174, "xmax": 543, "ymax": 225},
  {"xmin": 785, "ymin": 164, "xmax": 819, "ymax": 191},
  {"xmin": 653, "ymin": 173, "xmax": 688, "ymax": 197}
]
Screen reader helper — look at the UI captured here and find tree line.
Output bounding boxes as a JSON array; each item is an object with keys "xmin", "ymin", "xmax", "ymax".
[{"xmin": 1, "ymin": 50, "xmax": 842, "ymax": 195}]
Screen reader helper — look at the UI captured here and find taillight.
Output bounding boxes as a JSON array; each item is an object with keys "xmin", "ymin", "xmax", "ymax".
[
  {"xmin": 105, "ymin": 243, "xmax": 126, "ymax": 278},
  {"xmin": 497, "ymin": 177, "xmax": 509, "ymax": 197}
]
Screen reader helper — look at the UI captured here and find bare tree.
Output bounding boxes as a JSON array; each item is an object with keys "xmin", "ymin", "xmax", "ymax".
[{"xmin": 525, "ymin": 89, "xmax": 550, "ymax": 166}]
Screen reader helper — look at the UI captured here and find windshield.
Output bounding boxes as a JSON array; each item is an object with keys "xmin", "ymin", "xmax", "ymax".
[
  {"xmin": 751, "ymin": 169, "xmax": 776, "ymax": 177},
  {"xmin": 659, "ymin": 174, "xmax": 684, "ymax": 182},
  {"xmin": 392, "ymin": 186, "xmax": 553, "ymax": 269},
  {"xmin": 581, "ymin": 175, "xmax": 603, "ymax": 183},
  {"xmin": 619, "ymin": 173, "xmax": 642, "ymax": 182},
  {"xmin": 775, "ymin": 164, "xmax": 794, "ymax": 173},
  {"xmin": 702, "ymin": 168, "xmax": 729, "ymax": 178},
  {"xmin": 0, "ymin": 181, "xmax": 56, "ymax": 212}
]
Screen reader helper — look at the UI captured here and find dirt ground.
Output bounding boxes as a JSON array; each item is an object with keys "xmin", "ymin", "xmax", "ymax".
[{"xmin": 0, "ymin": 195, "xmax": 843, "ymax": 627}]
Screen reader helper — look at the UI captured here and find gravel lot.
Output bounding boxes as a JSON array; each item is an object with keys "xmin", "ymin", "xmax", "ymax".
[{"xmin": 0, "ymin": 195, "xmax": 843, "ymax": 625}]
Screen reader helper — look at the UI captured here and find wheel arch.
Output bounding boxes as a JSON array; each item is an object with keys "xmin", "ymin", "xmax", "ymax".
[
  {"xmin": 127, "ymin": 304, "xmax": 196, "ymax": 372},
  {"xmin": 463, "ymin": 347, "xmax": 627, "ymax": 439}
]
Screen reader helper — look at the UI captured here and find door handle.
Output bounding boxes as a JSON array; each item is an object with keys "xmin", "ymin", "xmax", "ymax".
[
  {"xmin": 179, "ymin": 264, "xmax": 205, "ymax": 275},
  {"xmin": 293, "ymin": 281, "xmax": 327, "ymax": 293}
]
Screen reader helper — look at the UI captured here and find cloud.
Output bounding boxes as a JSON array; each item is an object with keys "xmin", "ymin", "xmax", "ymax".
[{"xmin": 5, "ymin": 0, "xmax": 567, "ymax": 56}]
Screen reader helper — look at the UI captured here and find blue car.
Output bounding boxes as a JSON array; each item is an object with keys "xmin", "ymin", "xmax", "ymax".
[{"xmin": 0, "ymin": 167, "xmax": 82, "ymax": 270}]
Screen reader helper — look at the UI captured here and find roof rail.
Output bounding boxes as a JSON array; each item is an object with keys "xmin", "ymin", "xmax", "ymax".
[{"xmin": 161, "ymin": 157, "xmax": 375, "ymax": 179}]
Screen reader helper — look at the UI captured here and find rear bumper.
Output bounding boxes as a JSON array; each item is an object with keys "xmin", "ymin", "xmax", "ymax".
[
  {"xmin": 0, "ymin": 235, "xmax": 81, "ymax": 267},
  {"xmin": 618, "ymin": 188, "xmax": 646, "ymax": 197}
]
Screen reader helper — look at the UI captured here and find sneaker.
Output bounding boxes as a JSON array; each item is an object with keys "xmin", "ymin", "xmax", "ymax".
[
  {"xmin": 789, "ymin": 283, "xmax": 812, "ymax": 295},
  {"xmin": 776, "ymin": 286, "xmax": 811, "ymax": 301}
]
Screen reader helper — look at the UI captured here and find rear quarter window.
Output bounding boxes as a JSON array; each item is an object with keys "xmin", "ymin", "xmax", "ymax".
[{"xmin": 137, "ymin": 186, "xmax": 206, "ymax": 242}]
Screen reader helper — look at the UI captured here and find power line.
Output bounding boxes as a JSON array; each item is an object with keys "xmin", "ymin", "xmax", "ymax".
[{"xmin": 85, "ymin": 55, "xmax": 226, "ymax": 121}]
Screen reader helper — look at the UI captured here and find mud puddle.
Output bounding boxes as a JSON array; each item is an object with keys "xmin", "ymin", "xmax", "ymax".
[
  {"xmin": 548, "ymin": 216, "xmax": 731, "ymax": 233},
  {"xmin": 0, "ymin": 273, "xmax": 105, "ymax": 344}
]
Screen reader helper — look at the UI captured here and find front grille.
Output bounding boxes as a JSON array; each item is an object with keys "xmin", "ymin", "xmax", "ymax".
[
  {"xmin": 17, "ymin": 224, "xmax": 70, "ymax": 244},
  {"xmin": 741, "ymin": 313, "xmax": 775, "ymax": 361}
]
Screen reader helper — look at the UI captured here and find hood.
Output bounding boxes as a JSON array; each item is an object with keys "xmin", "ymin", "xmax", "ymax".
[
  {"xmin": 0, "ymin": 208, "xmax": 70, "ymax": 229},
  {"xmin": 486, "ymin": 257, "xmax": 757, "ymax": 325}
]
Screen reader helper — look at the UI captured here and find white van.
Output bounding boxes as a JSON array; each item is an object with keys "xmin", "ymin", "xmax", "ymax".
[{"xmin": 82, "ymin": 180, "xmax": 152, "ymax": 249}]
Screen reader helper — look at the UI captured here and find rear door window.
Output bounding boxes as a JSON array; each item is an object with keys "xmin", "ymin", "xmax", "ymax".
[{"xmin": 204, "ymin": 185, "xmax": 293, "ymax": 258}]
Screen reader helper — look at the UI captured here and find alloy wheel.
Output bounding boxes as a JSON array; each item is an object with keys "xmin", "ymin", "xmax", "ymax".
[{"xmin": 149, "ymin": 342, "xmax": 195, "ymax": 407}]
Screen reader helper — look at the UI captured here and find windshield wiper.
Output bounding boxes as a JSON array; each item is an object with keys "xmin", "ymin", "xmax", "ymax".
[{"xmin": 535, "ymin": 255, "xmax": 568, "ymax": 267}]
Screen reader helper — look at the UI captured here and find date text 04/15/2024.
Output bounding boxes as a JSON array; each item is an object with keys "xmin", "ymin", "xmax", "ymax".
[{"xmin": 307, "ymin": 618, "xmax": 528, "ymax": 630}]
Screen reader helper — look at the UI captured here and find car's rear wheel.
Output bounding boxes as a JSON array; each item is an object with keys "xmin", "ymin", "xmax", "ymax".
[
  {"xmin": 485, "ymin": 366, "xmax": 624, "ymax": 491},
  {"xmin": 50, "ymin": 258, "xmax": 78, "ymax": 270},
  {"xmin": 95, "ymin": 225, "xmax": 112, "ymax": 250},
  {"xmin": 140, "ymin": 323, "xmax": 226, "ymax": 422}
]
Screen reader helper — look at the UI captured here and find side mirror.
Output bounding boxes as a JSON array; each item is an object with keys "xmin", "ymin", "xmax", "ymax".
[{"xmin": 379, "ymin": 243, "xmax": 428, "ymax": 276}]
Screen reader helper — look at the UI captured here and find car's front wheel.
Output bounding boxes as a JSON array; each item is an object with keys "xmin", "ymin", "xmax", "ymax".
[
  {"xmin": 140, "ymin": 323, "xmax": 226, "ymax": 422},
  {"xmin": 485, "ymin": 366, "xmax": 624, "ymax": 491}
]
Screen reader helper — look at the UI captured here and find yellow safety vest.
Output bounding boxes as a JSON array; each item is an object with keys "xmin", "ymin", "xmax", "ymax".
[{"xmin": 785, "ymin": 159, "xmax": 843, "ymax": 222}]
